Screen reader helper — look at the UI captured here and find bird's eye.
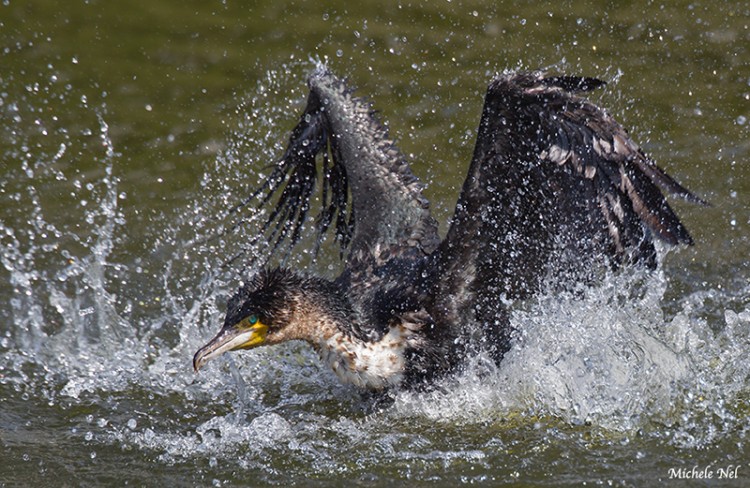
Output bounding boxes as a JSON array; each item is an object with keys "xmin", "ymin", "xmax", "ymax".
[{"xmin": 247, "ymin": 314, "xmax": 259, "ymax": 326}]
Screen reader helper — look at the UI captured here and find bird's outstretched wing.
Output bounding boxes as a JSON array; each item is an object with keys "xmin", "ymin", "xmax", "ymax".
[
  {"xmin": 238, "ymin": 67, "xmax": 439, "ymax": 269},
  {"xmin": 432, "ymin": 72, "xmax": 705, "ymax": 345}
]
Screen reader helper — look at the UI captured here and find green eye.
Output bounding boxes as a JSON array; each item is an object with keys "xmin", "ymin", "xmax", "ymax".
[{"xmin": 248, "ymin": 314, "xmax": 259, "ymax": 325}]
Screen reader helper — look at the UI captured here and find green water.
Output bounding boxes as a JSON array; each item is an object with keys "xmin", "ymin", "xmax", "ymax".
[{"xmin": 1, "ymin": 0, "xmax": 749, "ymax": 486}]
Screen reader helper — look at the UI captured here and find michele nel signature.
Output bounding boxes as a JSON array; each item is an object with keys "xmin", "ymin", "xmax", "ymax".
[{"xmin": 667, "ymin": 464, "xmax": 741, "ymax": 480}]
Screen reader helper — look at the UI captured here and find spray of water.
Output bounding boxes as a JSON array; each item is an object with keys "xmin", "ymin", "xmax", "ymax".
[{"xmin": 1, "ymin": 61, "xmax": 748, "ymax": 479}]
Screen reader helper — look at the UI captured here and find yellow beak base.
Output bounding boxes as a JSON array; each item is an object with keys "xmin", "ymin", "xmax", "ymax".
[{"xmin": 193, "ymin": 322, "xmax": 268, "ymax": 372}]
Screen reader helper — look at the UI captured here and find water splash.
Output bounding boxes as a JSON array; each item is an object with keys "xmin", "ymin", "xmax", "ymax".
[
  {"xmin": 1, "ymin": 61, "xmax": 748, "ymax": 484},
  {"xmin": 390, "ymin": 271, "xmax": 750, "ymax": 447},
  {"xmin": 1, "ymin": 110, "xmax": 136, "ymax": 397}
]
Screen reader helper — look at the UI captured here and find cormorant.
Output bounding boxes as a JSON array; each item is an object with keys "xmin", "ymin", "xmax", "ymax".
[{"xmin": 193, "ymin": 67, "xmax": 705, "ymax": 391}]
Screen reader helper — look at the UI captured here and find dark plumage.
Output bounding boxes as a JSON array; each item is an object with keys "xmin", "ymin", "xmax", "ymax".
[{"xmin": 193, "ymin": 67, "xmax": 705, "ymax": 391}]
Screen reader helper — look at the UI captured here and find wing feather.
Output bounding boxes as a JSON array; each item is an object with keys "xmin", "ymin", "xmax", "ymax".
[
  {"xmin": 431, "ymin": 71, "xmax": 705, "ymax": 357},
  {"xmin": 234, "ymin": 67, "xmax": 439, "ymax": 270}
]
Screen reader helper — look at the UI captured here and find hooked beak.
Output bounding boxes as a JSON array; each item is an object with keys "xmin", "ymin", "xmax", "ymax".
[{"xmin": 193, "ymin": 321, "xmax": 269, "ymax": 372}]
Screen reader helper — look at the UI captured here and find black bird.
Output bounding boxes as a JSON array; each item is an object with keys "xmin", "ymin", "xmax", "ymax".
[{"xmin": 193, "ymin": 67, "xmax": 704, "ymax": 390}]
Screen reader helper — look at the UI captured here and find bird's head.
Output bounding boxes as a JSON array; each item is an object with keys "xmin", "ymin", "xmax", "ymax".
[{"xmin": 193, "ymin": 268, "xmax": 305, "ymax": 372}]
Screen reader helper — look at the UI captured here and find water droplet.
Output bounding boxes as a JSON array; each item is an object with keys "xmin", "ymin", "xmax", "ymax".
[{"xmin": 127, "ymin": 418, "xmax": 137, "ymax": 430}]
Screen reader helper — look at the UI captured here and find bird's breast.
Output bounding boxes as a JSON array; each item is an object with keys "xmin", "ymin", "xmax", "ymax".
[{"xmin": 318, "ymin": 323, "xmax": 421, "ymax": 390}]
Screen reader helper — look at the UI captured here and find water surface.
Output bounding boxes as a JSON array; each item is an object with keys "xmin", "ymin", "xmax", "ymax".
[{"xmin": 1, "ymin": 0, "xmax": 749, "ymax": 485}]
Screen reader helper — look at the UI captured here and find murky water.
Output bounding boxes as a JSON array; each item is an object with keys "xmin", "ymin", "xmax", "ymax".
[{"xmin": 2, "ymin": 0, "xmax": 749, "ymax": 485}]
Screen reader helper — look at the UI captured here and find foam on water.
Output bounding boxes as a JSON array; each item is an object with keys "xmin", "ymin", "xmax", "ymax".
[
  {"xmin": 1, "ymin": 62, "xmax": 748, "ymax": 480},
  {"xmin": 390, "ymin": 274, "xmax": 750, "ymax": 444}
]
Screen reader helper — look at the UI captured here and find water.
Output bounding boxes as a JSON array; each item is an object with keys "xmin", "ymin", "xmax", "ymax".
[{"xmin": 2, "ymin": 0, "xmax": 749, "ymax": 485}]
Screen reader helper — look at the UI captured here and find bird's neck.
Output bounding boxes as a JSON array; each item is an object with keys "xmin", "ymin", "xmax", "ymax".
[
  {"xmin": 274, "ymin": 279, "xmax": 422, "ymax": 390},
  {"xmin": 288, "ymin": 282, "xmax": 419, "ymax": 390}
]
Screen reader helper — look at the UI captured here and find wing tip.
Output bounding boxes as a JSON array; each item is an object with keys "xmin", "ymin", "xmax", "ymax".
[
  {"xmin": 541, "ymin": 75, "xmax": 607, "ymax": 93},
  {"xmin": 489, "ymin": 70, "xmax": 607, "ymax": 95}
]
